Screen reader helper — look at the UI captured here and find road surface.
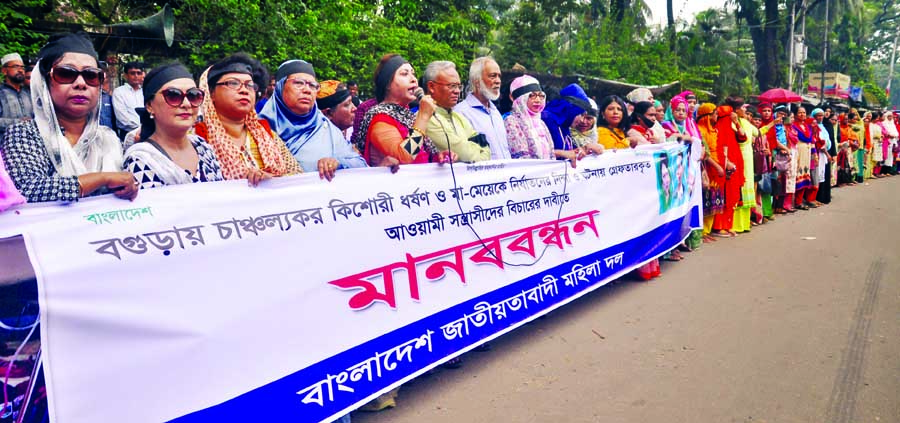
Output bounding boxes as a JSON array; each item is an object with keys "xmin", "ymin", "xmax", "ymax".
[{"xmin": 353, "ymin": 177, "xmax": 900, "ymax": 423}]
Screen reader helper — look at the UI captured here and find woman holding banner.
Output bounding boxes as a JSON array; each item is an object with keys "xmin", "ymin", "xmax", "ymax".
[
  {"xmin": 123, "ymin": 63, "xmax": 226, "ymax": 188},
  {"xmin": 505, "ymin": 74, "xmax": 555, "ymax": 160},
  {"xmin": 1, "ymin": 33, "xmax": 138, "ymax": 203},
  {"xmin": 196, "ymin": 53, "xmax": 302, "ymax": 183},
  {"xmin": 260, "ymin": 59, "xmax": 366, "ymax": 179},
  {"xmin": 0, "ymin": 153, "xmax": 24, "ymax": 211}
]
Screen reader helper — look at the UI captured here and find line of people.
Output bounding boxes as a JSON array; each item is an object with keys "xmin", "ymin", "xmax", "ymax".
[{"xmin": 1, "ymin": 32, "xmax": 899, "ymax": 423}]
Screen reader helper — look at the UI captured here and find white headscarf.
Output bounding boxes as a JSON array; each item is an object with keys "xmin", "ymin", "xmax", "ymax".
[
  {"xmin": 883, "ymin": 112, "xmax": 899, "ymax": 139},
  {"xmin": 31, "ymin": 58, "xmax": 123, "ymax": 177}
]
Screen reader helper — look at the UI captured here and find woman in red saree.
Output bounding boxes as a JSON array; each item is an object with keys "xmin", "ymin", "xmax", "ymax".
[{"xmin": 711, "ymin": 105, "xmax": 745, "ymax": 236}]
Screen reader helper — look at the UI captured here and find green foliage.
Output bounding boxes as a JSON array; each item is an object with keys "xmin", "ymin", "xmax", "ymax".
[
  {"xmin": 168, "ymin": 0, "xmax": 463, "ymax": 95},
  {"xmin": 495, "ymin": 2, "xmax": 682, "ymax": 90},
  {"xmin": 861, "ymin": 80, "xmax": 888, "ymax": 105},
  {"xmin": 3, "ymin": 0, "xmax": 896, "ymax": 108},
  {"xmin": 0, "ymin": 0, "xmax": 48, "ymax": 59}
]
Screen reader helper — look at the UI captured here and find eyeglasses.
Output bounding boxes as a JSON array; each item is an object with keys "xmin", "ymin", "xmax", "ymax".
[
  {"xmin": 4, "ymin": 64, "xmax": 25, "ymax": 70},
  {"xmin": 158, "ymin": 87, "xmax": 205, "ymax": 108},
  {"xmin": 216, "ymin": 79, "xmax": 259, "ymax": 92},
  {"xmin": 288, "ymin": 78, "xmax": 320, "ymax": 91},
  {"xmin": 50, "ymin": 65, "xmax": 104, "ymax": 87},
  {"xmin": 434, "ymin": 82, "xmax": 463, "ymax": 91},
  {"xmin": 528, "ymin": 91, "xmax": 546, "ymax": 100}
]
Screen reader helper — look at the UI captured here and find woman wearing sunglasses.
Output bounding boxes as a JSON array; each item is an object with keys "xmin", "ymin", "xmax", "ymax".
[
  {"xmin": 195, "ymin": 53, "xmax": 301, "ymax": 185},
  {"xmin": 0, "ymin": 33, "xmax": 138, "ymax": 202},
  {"xmin": 123, "ymin": 63, "xmax": 224, "ymax": 188}
]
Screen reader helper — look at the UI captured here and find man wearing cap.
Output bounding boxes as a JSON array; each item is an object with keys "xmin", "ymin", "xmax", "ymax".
[
  {"xmin": 454, "ymin": 56, "xmax": 511, "ymax": 160},
  {"xmin": 112, "ymin": 62, "xmax": 145, "ymax": 135},
  {"xmin": 422, "ymin": 61, "xmax": 490, "ymax": 163},
  {"xmin": 0, "ymin": 53, "xmax": 33, "ymax": 135},
  {"xmin": 316, "ymin": 80, "xmax": 357, "ymax": 142}
]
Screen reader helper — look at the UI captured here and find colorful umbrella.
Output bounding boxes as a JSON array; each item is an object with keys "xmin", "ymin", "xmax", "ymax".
[{"xmin": 758, "ymin": 88, "xmax": 802, "ymax": 104}]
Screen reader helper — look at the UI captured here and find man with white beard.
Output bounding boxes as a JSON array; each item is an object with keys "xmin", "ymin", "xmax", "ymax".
[{"xmin": 453, "ymin": 57, "xmax": 511, "ymax": 160}]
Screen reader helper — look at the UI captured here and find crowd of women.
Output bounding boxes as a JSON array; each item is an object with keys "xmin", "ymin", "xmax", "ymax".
[{"xmin": 0, "ymin": 32, "xmax": 899, "ymax": 422}]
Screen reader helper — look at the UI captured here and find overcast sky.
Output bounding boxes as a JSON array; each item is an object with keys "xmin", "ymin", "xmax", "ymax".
[{"xmin": 646, "ymin": 0, "xmax": 720, "ymax": 27}]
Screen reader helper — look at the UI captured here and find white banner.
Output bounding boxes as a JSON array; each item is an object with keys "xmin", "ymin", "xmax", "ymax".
[{"xmin": 0, "ymin": 142, "xmax": 701, "ymax": 423}]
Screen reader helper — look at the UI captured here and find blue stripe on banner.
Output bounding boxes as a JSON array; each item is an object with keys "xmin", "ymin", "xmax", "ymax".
[{"xmin": 169, "ymin": 208, "xmax": 697, "ymax": 423}]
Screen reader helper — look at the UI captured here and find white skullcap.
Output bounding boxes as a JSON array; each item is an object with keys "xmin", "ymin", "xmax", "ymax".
[{"xmin": 1, "ymin": 53, "xmax": 23, "ymax": 66}]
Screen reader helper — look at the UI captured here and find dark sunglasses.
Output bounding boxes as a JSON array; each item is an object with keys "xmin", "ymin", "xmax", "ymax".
[
  {"xmin": 50, "ymin": 66, "xmax": 104, "ymax": 87},
  {"xmin": 158, "ymin": 87, "xmax": 205, "ymax": 108}
]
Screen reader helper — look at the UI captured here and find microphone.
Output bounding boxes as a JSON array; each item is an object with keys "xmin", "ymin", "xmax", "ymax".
[{"xmin": 414, "ymin": 87, "xmax": 425, "ymax": 101}]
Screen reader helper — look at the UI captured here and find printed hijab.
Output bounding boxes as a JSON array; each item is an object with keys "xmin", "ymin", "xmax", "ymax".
[{"xmin": 198, "ymin": 66, "xmax": 289, "ymax": 179}]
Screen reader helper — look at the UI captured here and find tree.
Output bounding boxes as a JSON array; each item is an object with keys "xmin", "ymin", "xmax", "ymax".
[
  {"xmin": 676, "ymin": 8, "xmax": 756, "ymax": 97},
  {"xmin": 169, "ymin": 0, "xmax": 463, "ymax": 94},
  {"xmin": 0, "ymin": 0, "xmax": 49, "ymax": 60},
  {"xmin": 733, "ymin": 0, "xmax": 786, "ymax": 91}
]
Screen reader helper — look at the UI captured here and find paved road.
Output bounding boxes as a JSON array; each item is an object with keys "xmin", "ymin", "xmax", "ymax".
[{"xmin": 353, "ymin": 177, "xmax": 900, "ymax": 423}]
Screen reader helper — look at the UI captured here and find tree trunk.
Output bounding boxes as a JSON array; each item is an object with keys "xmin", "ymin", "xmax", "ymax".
[
  {"xmin": 737, "ymin": 0, "xmax": 784, "ymax": 91},
  {"xmin": 666, "ymin": 0, "xmax": 675, "ymax": 45},
  {"xmin": 666, "ymin": 0, "xmax": 674, "ymax": 27},
  {"xmin": 611, "ymin": 0, "xmax": 627, "ymax": 23}
]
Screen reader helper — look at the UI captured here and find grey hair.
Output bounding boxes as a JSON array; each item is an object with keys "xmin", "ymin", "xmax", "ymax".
[
  {"xmin": 467, "ymin": 56, "xmax": 495, "ymax": 94},
  {"xmin": 423, "ymin": 61, "xmax": 457, "ymax": 93}
]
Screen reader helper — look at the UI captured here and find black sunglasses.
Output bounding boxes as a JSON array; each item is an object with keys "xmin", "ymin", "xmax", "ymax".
[
  {"xmin": 159, "ymin": 87, "xmax": 205, "ymax": 108},
  {"xmin": 50, "ymin": 66, "xmax": 104, "ymax": 87}
]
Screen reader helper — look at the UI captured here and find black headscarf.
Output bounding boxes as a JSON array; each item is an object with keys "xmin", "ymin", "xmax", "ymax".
[
  {"xmin": 137, "ymin": 63, "xmax": 193, "ymax": 139},
  {"xmin": 37, "ymin": 33, "xmax": 98, "ymax": 76},
  {"xmin": 374, "ymin": 55, "xmax": 407, "ymax": 102}
]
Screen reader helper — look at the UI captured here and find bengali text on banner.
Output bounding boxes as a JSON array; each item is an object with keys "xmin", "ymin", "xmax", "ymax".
[{"xmin": 0, "ymin": 142, "xmax": 701, "ymax": 423}]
